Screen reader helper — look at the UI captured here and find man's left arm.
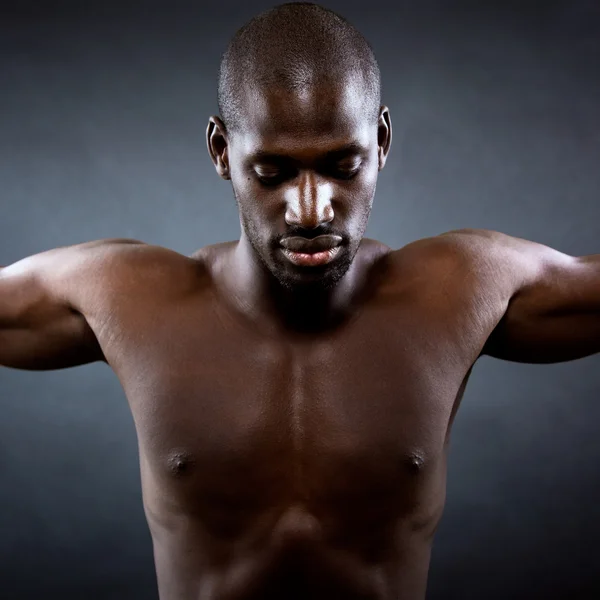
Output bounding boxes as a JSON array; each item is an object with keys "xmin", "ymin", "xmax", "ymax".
[{"xmin": 443, "ymin": 228, "xmax": 600, "ymax": 363}]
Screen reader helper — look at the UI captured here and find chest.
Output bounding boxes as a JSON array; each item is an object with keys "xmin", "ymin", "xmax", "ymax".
[{"xmin": 105, "ymin": 292, "xmax": 480, "ymax": 514}]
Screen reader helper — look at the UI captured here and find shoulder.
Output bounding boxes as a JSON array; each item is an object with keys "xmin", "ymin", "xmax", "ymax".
[
  {"xmin": 383, "ymin": 229, "xmax": 479, "ymax": 277},
  {"xmin": 381, "ymin": 231, "xmax": 516, "ymax": 356},
  {"xmin": 433, "ymin": 228, "xmax": 562, "ymax": 293},
  {"xmin": 61, "ymin": 238, "xmax": 211, "ymax": 314},
  {"xmin": 388, "ymin": 228, "xmax": 523, "ymax": 277},
  {"xmin": 74, "ymin": 238, "xmax": 204, "ymax": 282},
  {"xmin": 388, "ymin": 227, "xmax": 570, "ymax": 312},
  {"xmin": 382, "ymin": 228, "xmax": 522, "ymax": 308}
]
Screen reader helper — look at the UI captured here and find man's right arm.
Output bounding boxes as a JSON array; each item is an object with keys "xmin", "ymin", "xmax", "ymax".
[{"xmin": 0, "ymin": 239, "xmax": 141, "ymax": 370}]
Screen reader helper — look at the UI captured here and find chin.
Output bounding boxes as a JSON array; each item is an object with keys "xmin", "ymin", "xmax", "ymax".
[{"xmin": 269, "ymin": 254, "xmax": 352, "ymax": 293}]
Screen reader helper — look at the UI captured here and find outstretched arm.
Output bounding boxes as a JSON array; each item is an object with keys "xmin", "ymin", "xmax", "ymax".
[
  {"xmin": 442, "ymin": 229, "xmax": 600, "ymax": 363},
  {"xmin": 0, "ymin": 239, "xmax": 141, "ymax": 370}
]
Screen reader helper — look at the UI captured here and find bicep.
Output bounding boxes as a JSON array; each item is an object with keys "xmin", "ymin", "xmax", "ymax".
[
  {"xmin": 0, "ymin": 239, "xmax": 140, "ymax": 370},
  {"xmin": 0, "ymin": 306, "xmax": 105, "ymax": 370},
  {"xmin": 482, "ymin": 253, "xmax": 600, "ymax": 363},
  {"xmin": 440, "ymin": 229, "xmax": 600, "ymax": 363}
]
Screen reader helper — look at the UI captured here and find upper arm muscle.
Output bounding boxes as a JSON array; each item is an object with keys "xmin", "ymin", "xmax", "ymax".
[
  {"xmin": 0, "ymin": 239, "xmax": 141, "ymax": 370},
  {"xmin": 441, "ymin": 229, "xmax": 600, "ymax": 363}
]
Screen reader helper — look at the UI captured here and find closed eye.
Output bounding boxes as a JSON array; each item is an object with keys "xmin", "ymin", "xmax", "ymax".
[
  {"xmin": 254, "ymin": 161, "xmax": 362, "ymax": 185},
  {"xmin": 255, "ymin": 171, "xmax": 289, "ymax": 186},
  {"xmin": 332, "ymin": 165, "xmax": 361, "ymax": 179}
]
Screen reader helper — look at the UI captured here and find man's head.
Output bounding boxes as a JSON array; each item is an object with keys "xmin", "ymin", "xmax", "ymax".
[{"xmin": 207, "ymin": 2, "xmax": 392, "ymax": 292}]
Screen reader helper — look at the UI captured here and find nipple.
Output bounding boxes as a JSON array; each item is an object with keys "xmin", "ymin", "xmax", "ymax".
[
  {"xmin": 406, "ymin": 451, "xmax": 426, "ymax": 473},
  {"xmin": 166, "ymin": 450, "xmax": 195, "ymax": 477}
]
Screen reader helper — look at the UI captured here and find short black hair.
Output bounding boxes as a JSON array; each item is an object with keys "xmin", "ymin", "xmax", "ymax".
[{"xmin": 217, "ymin": 2, "xmax": 381, "ymax": 136}]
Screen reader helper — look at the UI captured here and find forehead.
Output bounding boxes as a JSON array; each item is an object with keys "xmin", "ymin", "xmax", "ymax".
[{"xmin": 231, "ymin": 76, "xmax": 375, "ymax": 157}]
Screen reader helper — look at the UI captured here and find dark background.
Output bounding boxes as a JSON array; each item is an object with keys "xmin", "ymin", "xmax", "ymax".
[{"xmin": 1, "ymin": 0, "xmax": 599, "ymax": 598}]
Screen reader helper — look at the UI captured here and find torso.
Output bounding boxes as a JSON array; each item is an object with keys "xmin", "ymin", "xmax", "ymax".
[{"xmin": 85, "ymin": 236, "xmax": 506, "ymax": 600}]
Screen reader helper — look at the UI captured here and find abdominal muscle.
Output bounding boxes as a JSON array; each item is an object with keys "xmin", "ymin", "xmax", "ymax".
[{"xmin": 143, "ymin": 485, "xmax": 438, "ymax": 600}]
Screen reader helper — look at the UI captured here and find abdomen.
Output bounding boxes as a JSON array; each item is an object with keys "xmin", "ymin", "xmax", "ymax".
[{"xmin": 147, "ymin": 496, "xmax": 440, "ymax": 600}]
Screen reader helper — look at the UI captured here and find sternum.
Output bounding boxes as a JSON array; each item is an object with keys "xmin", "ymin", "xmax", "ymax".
[{"xmin": 288, "ymin": 353, "xmax": 309, "ymax": 500}]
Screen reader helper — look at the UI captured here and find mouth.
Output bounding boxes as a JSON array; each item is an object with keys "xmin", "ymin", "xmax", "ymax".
[
  {"xmin": 280, "ymin": 246, "xmax": 342, "ymax": 267},
  {"xmin": 279, "ymin": 234, "xmax": 343, "ymax": 267}
]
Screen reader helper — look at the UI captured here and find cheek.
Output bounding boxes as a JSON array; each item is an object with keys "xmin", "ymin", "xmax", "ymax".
[
  {"xmin": 234, "ymin": 189, "xmax": 277, "ymax": 238},
  {"xmin": 360, "ymin": 160, "xmax": 380, "ymax": 191},
  {"xmin": 348, "ymin": 169, "xmax": 377, "ymax": 206},
  {"xmin": 235, "ymin": 183, "xmax": 281, "ymax": 221}
]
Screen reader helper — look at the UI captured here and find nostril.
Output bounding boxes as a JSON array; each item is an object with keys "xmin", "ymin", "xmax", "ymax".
[{"xmin": 284, "ymin": 207, "xmax": 334, "ymax": 229}]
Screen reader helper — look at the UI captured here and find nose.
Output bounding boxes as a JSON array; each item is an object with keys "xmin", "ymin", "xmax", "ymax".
[{"xmin": 284, "ymin": 171, "xmax": 334, "ymax": 229}]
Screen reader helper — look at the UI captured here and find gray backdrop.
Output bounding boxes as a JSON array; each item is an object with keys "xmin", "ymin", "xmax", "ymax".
[{"xmin": 1, "ymin": 0, "xmax": 599, "ymax": 598}]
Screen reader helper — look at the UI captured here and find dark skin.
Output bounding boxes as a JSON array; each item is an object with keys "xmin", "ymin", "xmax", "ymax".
[{"xmin": 1, "ymin": 76, "xmax": 599, "ymax": 600}]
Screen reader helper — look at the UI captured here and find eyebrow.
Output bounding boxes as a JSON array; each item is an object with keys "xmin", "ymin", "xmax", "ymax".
[{"xmin": 248, "ymin": 142, "xmax": 368, "ymax": 163}]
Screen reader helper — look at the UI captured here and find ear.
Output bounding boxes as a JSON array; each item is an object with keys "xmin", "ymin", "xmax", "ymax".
[
  {"xmin": 377, "ymin": 106, "xmax": 392, "ymax": 171},
  {"xmin": 206, "ymin": 116, "xmax": 230, "ymax": 180}
]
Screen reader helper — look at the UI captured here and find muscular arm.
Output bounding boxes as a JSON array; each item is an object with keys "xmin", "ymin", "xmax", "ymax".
[
  {"xmin": 0, "ymin": 239, "xmax": 141, "ymax": 370},
  {"xmin": 442, "ymin": 229, "xmax": 600, "ymax": 363}
]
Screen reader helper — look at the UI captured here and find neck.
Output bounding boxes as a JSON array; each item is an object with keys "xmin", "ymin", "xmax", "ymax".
[{"xmin": 221, "ymin": 234, "xmax": 365, "ymax": 334}]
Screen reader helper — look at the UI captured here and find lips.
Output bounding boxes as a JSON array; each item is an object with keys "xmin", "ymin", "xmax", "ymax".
[
  {"xmin": 279, "ymin": 234, "xmax": 343, "ymax": 267},
  {"xmin": 279, "ymin": 234, "xmax": 343, "ymax": 254}
]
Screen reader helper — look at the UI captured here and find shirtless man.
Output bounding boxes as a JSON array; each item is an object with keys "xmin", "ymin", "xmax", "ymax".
[{"xmin": 1, "ymin": 3, "xmax": 598, "ymax": 599}]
